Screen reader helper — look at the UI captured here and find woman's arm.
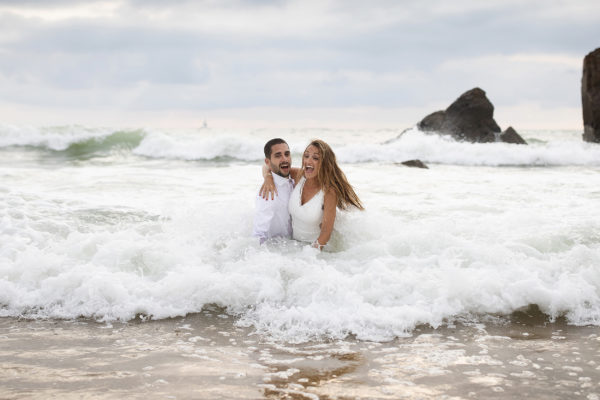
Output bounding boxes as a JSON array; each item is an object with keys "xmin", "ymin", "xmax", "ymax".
[
  {"xmin": 314, "ymin": 187, "xmax": 337, "ymax": 250},
  {"xmin": 290, "ymin": 167, "xmax": 302, "ymax": 184},
  {"xmin": 260, "ymin": 165, "xmax": 303, "ymax": 199}
]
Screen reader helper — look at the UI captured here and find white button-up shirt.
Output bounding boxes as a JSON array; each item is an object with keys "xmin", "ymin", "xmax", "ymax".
[{"xmin": 252, "ymin": 173, "xmax": 294, "ymax": 243}]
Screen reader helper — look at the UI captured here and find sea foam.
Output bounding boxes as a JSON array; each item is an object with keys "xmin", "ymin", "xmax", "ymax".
[
  {"xmin": 336, "ymin": 128, "xmax": 600, "ymax": 166},
  {"xmin": 2, "ymin": 183, "xmax": 599, "ymax": 342}
]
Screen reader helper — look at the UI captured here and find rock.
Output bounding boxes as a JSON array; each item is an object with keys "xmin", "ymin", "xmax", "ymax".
[
  {"xmin": 500, "ymin": 126, "xmax": 527, "ymax": 144},
  {"xmin": 582, "ymin": 48, "xmax": 600, "ymax": 143},
  {"xmin": 443, "ymin": 88, "xmax": 499, "ymax": 142},
  {"xmin": 397, "ymin": 159, "xmax": 428, "ymax": 169},
  {"xmin": 417, "ymin": 88, "xmax": 526, "ymax": 145},
  {"xmin": 418, "ymin": 111, "xmax": 446, "ymax": 132}
]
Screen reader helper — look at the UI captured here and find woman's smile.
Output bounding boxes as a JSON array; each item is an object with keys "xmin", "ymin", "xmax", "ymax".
[{"xmin": 303, "ymin": 145, "xmax": 320, "ymax": 178}]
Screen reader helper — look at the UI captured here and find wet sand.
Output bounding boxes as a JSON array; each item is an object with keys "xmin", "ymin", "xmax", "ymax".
[{"xmin": 1, "ymin": 307, "xmax": 599, "ymax": 400}]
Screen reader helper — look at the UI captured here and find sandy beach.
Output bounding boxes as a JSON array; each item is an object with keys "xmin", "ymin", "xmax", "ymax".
[{"xmin": 2, "ymin": 306, "xmax": 599, "ymax": 400}]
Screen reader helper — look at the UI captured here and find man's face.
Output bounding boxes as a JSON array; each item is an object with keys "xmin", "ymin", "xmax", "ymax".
[{"xmin": 267, "ymin": 143, "xmax": 291, "ymax": 177}]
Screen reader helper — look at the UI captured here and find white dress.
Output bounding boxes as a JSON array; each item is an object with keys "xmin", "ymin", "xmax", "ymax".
[{"xmin": 288, "ymin": 176, "xmax": 324, "ymax": 242}]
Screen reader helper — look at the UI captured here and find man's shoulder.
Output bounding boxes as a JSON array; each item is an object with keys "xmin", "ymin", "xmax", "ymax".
[{"xmin": 273, "ymin": 174, "xmax": 293, "ymax": 186}]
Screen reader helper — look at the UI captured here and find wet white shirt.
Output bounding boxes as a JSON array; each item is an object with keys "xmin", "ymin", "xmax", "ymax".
[{"xmin": 252, "ymin": 173, "xmax": 294, "ymax": 243}]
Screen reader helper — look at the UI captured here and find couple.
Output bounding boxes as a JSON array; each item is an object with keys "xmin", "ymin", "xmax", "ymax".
[{"xmin": 252, "ymin": 138, "xmax": 363, "ymax": 249}]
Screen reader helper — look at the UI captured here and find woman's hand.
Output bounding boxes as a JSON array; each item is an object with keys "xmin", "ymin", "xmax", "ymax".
[
  {"xmin": 259, "ymin": 163, "xmax": 277, "ymax": 199},
  {"xmin": 311, "ymin": 239, "xmax": 325, "ymax": 250},
  {"xmin": 260, "ymin": 175, "xmax": 277, "ymax": 199}
]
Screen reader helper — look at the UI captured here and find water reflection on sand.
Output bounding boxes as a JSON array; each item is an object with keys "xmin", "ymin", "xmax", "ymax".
[{"xmin": 1, "ymin": 307, "xmax": 599, "ymax": 399}]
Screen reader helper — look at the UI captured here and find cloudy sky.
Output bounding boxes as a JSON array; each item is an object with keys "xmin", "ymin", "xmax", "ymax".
[{"xmin": 1, "ymin": 0, "xmax": 599, "ymax": 129}]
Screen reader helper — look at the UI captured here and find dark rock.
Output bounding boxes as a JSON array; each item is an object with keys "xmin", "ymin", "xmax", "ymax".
[
  {"xmin": 582, "ymin": 48, "xmax": 600, "ymax": 143},
  {"xmin": 500, "ymin": 126, "xmax": 527, "ymax": 144},
  {"xmin": 443, "ymin": 88, "xmax": 499, "ymax": 142},
  {"xmin": 418, "ymin": 111, "xmax": 446, "ymax": 132},
  {"xmin": 397, "ymin": 159, "xmax": 428, "ymax": 169},
  {"xmin": 417, "ymin": 88, "xmax": 526, "ymax": 144}
]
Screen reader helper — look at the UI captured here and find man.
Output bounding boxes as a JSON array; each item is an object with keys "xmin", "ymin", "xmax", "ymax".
[{"xmin": 252, "ymin": 138, "xmax": 294, "ymax": 243}]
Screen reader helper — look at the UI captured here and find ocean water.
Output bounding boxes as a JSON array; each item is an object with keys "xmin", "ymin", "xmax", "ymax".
[{"xmin": 1, "ymin": 124, "xmax": 599, "ymax": 343}]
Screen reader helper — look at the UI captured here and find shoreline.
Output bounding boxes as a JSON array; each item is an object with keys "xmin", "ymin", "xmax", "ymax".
[{"xmin": 2, "ymin": 309, "xmax": 599, "ymax": 399}]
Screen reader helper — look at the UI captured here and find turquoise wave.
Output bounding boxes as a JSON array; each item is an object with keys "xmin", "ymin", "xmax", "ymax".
[{"xmin": 60, "ymin": 129, "xmax": 146, "ymax": 159}]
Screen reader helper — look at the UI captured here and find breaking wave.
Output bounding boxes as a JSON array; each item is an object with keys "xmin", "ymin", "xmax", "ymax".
[
  {"xmin": 1, "ymin": 124, "xmax": 598, "ymax": 166},
  {"xmin": 1, "ymin": 191, "xmax": 599, "ymax": 342}
]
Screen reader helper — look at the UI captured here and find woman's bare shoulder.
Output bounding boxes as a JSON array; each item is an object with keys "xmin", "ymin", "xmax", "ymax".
[{"xmin": 323, "ymin": 185, "xmax": 337, "ymax": 198}]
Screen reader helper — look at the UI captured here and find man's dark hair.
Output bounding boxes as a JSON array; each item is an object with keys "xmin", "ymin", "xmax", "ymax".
[{"xmin": 264, "ymin": 138, "xmax": 288, "ymax": 158}]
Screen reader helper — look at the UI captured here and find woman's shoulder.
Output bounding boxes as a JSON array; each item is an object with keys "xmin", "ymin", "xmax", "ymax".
[{"xmin": 323, "ymin": 185, "xmax": 337, "ymax": 199}]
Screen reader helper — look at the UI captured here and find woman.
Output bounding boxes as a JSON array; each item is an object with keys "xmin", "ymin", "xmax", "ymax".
[{"xmin": 262, "ymin": 139, "xmax": 363, "ymax": 249}]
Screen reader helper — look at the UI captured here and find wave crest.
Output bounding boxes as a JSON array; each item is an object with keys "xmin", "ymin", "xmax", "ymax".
[{"xmin": 1, "ymin": 124, "xmax": 598, "ymax": 166}]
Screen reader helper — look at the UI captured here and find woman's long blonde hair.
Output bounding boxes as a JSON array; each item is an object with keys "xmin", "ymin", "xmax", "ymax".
[{"xmin": 304, "ymin": 139, "xmax": 364, "ymax": 210}]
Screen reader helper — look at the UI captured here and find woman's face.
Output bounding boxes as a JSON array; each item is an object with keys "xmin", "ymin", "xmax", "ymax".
[{"xmin": 303, "ymin": 145, "xmax": 321, "ymax": 179}]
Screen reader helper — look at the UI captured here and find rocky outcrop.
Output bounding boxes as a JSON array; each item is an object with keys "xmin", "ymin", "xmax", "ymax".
[
  {"xmin": 582, "ymin": 48, "xmax": 600, "ymax": 143},
  {"xmin": 417, "ymin": 88, "xmax": 527, "ymax": 145},
  {"xmin": 500, "ymin": 127, "xmax": 527, "ymax": 145},
  {"xmin": 397, "ymin": 159, "xmax": 428, "ymax": 169}
]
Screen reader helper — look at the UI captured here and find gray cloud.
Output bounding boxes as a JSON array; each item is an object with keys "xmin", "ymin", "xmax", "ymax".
[{"xmin": 0, "ymin": 0, "xmax": 599, "ymax": 117}]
